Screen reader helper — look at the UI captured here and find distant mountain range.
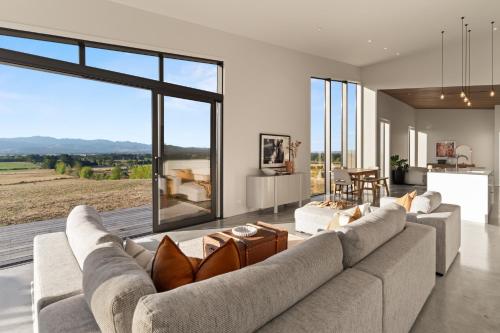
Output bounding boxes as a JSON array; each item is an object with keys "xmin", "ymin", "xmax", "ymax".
[{"xmin": 0, "ymin": 137, "xmax": 210, "ymax": 157}]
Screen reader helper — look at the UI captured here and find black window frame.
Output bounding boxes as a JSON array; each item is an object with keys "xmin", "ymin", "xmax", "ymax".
[{"xmin": 0, "ymin": 26, "xmax": 224, "ymax": 235}]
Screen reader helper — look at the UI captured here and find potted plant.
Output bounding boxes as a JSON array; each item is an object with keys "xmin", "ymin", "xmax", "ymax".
[{"xmin": 390, "ymin": 155, "xmax": 408, "ymax": 184}]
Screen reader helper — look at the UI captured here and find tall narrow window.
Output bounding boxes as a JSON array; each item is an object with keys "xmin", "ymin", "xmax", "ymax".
[
  {"xmin": 380, "ymin": 120, "xmax": 391, "ymax": 178},
  {"xmin": 408, "ymin": 127, "xmax": 416, "ymax": 167},
  {"xmin": 346, "ymin": 83, "xmax": 357, "ymax": 168},
  {"xmin": 310, "ymin": 78, "xmax": 326, "ymax": 196},
  {"xmin": 331, "ymin": 81, "xmax": 343, "ymax": 169},
  {"xmin": 418, "ymin": 131, "xmax": 428, "ymax": 167}
]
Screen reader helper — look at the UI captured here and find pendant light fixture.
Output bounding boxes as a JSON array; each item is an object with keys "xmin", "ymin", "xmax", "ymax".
[
  {"xmin": 467, "ymin": 28, "xmax": 472, "ymax": 107},
  {"xmin": 462, "ymin": 23, "xmax": 469, "ymax": 103},
  {"xmin": 460, "ymin": 17, "xmax": 466, "ymax": 98},
  {"xmin": 491, "ymin": 21, "xmax": 496, "ymax": 97},
  {"xmin": 440, "ymin": 30, "xmax": 445, "ymax": 100}
]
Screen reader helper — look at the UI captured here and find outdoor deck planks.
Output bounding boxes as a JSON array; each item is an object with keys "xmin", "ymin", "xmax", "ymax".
[{"xmin": 0, "ymin": 205, "xmax": 152, "ymax": 267}]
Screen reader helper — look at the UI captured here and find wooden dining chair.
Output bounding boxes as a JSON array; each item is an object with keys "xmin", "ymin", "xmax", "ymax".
[{"xmin": 332, "ymin": 169, "xmax": 357, "ymax": 199}]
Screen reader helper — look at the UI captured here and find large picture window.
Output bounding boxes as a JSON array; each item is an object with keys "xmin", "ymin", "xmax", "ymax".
[{"xmin": 0, "ymin": 28, "xmax": 223, "ymax": 266}]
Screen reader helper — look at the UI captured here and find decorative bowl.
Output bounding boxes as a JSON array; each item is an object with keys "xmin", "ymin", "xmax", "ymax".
[
  {"xmin": 261, "ymin": 168, "xmax": 276, "ymax": 176},
  {"xmin": 231, "ymin": 225, "xmax": 258, "ymax": 237}
]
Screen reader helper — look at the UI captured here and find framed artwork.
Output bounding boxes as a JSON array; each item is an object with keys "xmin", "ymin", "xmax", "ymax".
[
  {"xmin": 259, "ymin": 133, "xmax": 290, "ymax": 168},
  {"xmin": 436, "ymin": 141, "xmax": 455, "ymax": 157}
]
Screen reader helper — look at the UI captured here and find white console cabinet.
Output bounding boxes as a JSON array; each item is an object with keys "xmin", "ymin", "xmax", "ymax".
[{"xmin": 246, "ymin": 173, "xmax": 304, "ymax": 213}]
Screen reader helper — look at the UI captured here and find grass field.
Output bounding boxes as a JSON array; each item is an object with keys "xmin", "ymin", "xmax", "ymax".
[
  {"xmin": 0, "ymin": 169, "xmax": 151, "ymax": 226},
  {"xmin": 0, "ymin": 161, "xmax": 39, "ymax": 171}
]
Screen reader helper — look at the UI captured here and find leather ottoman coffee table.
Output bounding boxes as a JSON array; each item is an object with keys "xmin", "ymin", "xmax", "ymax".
[{"xmin": 203, "ymin": 222, "xmax": 288, "ymax": 267}]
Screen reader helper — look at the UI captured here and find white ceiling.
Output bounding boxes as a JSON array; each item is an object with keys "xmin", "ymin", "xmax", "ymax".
[{"xmin": 109, "ymin": 0, "xmax": 499, "ymax": 67}]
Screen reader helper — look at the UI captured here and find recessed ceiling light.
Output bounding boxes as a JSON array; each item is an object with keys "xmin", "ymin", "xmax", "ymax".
[
  {"xmin": 383, "ymin": 47, "xmax": 388, "ymax": 50},
  {"xmin": 317, "ymin": 27, "xmax": 323, "ymax": 32},
  {"xmin": 396, "ymin": 52, "xmax": 400, "ymax": 56},
  {"xmin": 368, "ymin": 39, "xmax": 373, "ymax": 43}
]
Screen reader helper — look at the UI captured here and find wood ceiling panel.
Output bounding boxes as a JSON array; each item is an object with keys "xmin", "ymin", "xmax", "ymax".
[{"xmin": 381, "ymin": 85, "xmax": 500, "ymax": 109}]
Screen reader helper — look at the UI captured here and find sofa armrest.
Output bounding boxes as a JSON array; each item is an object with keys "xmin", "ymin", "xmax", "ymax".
[
  {"xmin": 33, "ymin": 232, "xmax": 83, "ymax": 327},
  {"xmin": 380, "ymin": 196, "xmax": 398, "ymax": 207}
]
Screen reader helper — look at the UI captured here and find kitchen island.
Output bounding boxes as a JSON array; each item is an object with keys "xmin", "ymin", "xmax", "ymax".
[{"xmin": 427, "ymin": 169, "xmax": 493, "ymax": 223}]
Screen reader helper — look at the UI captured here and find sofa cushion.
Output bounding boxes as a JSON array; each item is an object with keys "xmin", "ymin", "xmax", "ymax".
[
  {"xmin": 337, "ymin": 203, "xmax": 406, "ymax": 267},
  {"xmin": 132, "ymin": 231, "xmax": 343, "ymax": 333},
  {"xmin": 410, "ymin": 191, "xmax": 442, "ymax": 214},
  {"xmin": 354, "ymin": 223, "xmax": 436, "ymax": 333},
  {"xmin": 395, "ymin": 190, "xmax": 417, "ymax": 212},
  {"xmin": 83, "ymin": 242, "xmax": 156, "ymax": 333},
  {"xmin": 124, "ymin": 238, "xmax": 155, "ymax": 274},
  {"xmin": 258, "ymin": 269, "xmax": 382, "ymax": 333},
  {"xmin": 39, "ymin": 294, "xmax": 100, "ymax": 333},
  {"xmin": 66, "ymin": 205, "xmax": 123, "ymax": 270}
]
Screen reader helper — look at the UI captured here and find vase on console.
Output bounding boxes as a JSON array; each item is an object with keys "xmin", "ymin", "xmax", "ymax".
[
  {"xmin": 286, "ymin": 140, "xmax": 302, "ymax": 174},
  {"xmin": 285, "ymin": 160, "xmax": 295, "ymax": 174}
]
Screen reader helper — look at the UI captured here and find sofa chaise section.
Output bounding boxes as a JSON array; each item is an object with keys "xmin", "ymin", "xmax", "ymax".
[{"xmin": 381, "ymin": 192, "xmax": 460, "ymax": 275}]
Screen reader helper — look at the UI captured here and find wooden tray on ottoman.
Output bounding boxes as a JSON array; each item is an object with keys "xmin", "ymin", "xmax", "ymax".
[{"xmin": 203, "ymin": 222, "xmax": 288, "ymax": 267}]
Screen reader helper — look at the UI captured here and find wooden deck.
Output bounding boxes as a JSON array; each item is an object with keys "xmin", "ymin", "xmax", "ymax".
[{"xmin": 0, "ymin": 205, "xmax": 152, "ymax": 267}]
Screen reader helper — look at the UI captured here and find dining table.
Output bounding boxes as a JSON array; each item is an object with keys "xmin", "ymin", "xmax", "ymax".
[{"xmin": 344, "ymin": 168, "xmax": 380, "ymax": 197}]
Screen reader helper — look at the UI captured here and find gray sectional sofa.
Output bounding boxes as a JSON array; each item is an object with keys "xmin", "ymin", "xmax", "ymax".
[
  {"xmin": 381, "ymin": 191, "xmax": 461, "ymax": 275},
  {"xmin": 33, "ymin": 203, "xmax": 436, "ymax": 333}
]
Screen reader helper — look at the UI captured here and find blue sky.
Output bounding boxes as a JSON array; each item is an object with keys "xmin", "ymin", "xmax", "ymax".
[
  {"xmin": 0, "ymin": 35, "xmax": 216, "ymax": 147},
  {"xmin": 310, "ymin": 79, "xmax": 357, "ymax": 153}
]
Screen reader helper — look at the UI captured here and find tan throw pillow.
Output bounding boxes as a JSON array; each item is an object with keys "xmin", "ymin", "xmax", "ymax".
[
  {"xmin": 395, "ymin": 190, "xmax": 417, "ymax": 212},
  {"xmin": 151, "ymin": 235, "xmax": 241, "ymax": 292},
  {"xmin": 124, "ymin": 238, "xmax": 155, "ymax": 274},
  {"xmin": 326, "ymin": 206, "xmax": 362, "ymax": 230}
]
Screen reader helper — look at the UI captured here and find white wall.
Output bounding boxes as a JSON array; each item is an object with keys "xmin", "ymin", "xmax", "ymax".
[
  {"xmin": 0, "ymin": 0, "xmax": 360, "ymax": 217},
  {"xmin": 362, "ymin": 34, "xmax": 500, "ymax": 89},
  {"xmin": 416, "ymin": 109, "xmax": 494, "ymax": 170},
  {"xmin": 362, "ymin": 87, "xmax": 377, "ymax": 167},
  {"xmin": 377, "ymin": 92, "xmax": 416, "ymax": 160}
]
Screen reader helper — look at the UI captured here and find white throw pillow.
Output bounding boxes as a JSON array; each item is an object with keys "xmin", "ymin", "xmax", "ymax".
[
  {"xmin": 124, "ymin": 238, "xmax": 155, "ymax": 274},
  {"xmin": 410, "ymin": 191, "xmax": 441, "ymax": 214}
]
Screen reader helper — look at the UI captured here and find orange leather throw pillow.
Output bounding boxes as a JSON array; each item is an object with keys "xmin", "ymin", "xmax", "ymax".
[{"xmin": 152, "ymin": 235, "xmax": 241, "ymax": 292}]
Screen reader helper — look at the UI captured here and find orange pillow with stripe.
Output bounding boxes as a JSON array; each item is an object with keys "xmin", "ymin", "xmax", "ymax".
[
  {"xmin": 151, "ymin": 235, "xmax": 240, "ymax": 292},
  {"xmin": 395, "ymin": 190, "xmax": 417, "ymax": 212}
]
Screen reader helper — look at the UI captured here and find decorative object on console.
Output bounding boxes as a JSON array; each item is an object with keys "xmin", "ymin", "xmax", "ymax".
[
  {"xmin": 436, "ymin": 141, "xmax": 455, "ymax": 158},
  {"xmin": 285, "ymin": 140, "xmax": 302, "ymax": 174},
  {"xmin": 259, "ymin": 133, "xmax": 290, "ymax": 168},
  {"xmin": 261, "ymin": 168, "xmax": 277, "ymax": 176}
]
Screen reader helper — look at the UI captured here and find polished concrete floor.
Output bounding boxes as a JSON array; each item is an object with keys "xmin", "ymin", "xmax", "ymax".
[{"xmin": 1, "ymin": 187, "xmax": 500, "ymax": 332}]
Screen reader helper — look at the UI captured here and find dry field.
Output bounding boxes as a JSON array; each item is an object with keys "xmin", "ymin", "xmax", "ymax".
[{"xmin": 0, "ymin": 169, "xmax": 151, "ymax": 226}]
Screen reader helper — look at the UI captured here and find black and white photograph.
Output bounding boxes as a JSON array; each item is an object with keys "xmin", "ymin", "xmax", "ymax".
[{"xmin": 259, "ymin": 133, "xmax": 290, "ymax": 168}]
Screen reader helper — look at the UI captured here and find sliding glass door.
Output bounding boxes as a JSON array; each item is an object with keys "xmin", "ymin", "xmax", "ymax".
[{"xmin": 154, "ymin": 95, "xmax": 218, "ymax": 231}]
